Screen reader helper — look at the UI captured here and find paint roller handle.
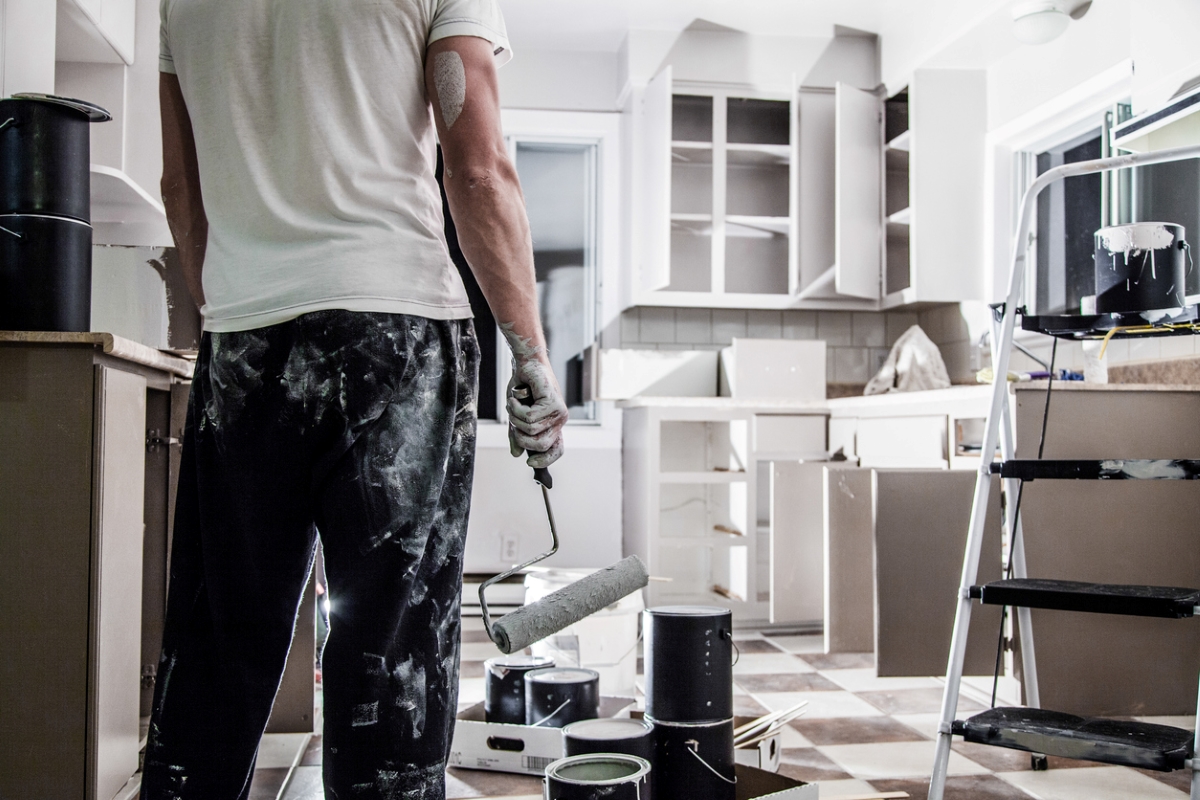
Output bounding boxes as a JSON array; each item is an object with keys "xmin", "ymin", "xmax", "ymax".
[{"xmin": 512, "ymin": 384, "xmax": 553, "ymax": 489}]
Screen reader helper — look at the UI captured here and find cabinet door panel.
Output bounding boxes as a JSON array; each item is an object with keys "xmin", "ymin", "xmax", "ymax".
[
  {"xmin": 834, "ymin": 83, "xmax": 882, "ymax": 300},
  {"xmin": 855, "ymin": 415, "xmax": 946, "ymax": 468},
  {"xmin": 91, "ymin": 365, "xmax": 146, "ymax": 800},
  {"xmin": 638, "ymin": 67, "xmax": 673, "ymax": 294},
  {"xmin": 796, "ymin": 89, "xmax": 836, "ymax": 295}
]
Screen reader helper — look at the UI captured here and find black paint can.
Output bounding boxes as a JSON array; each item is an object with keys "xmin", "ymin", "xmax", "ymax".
[
  {"xmin": 0, "ymin": 94, "xmax": 110, "ymax": 222},
  {"xmin": 644, "ymin": 605, "xmax": 733, "ymax": 723},
  {"xmin": 525, "ymin": 667, "xmax": 600, "ymax": 728},
  {"xmin": 544, "ymin": 754, "xmax": 651, "ymax": 800},
  {"xmin": 647, "ymin": 717, "xmax": 735, "ymax": 800},
  {"xmin": 484, "ymin": 654, "xmax": 554, "ymax": 724},
  {"xmin": 1094, "ymin": 222, "xmax": 1188, "ymax": 314},
  {"xmin": 0, "ymin": 213, "xmax": 92, "ymax": 332},
  {"xmin": 563, "ymin": 717, "xmax": 655, "ymax": 761}
]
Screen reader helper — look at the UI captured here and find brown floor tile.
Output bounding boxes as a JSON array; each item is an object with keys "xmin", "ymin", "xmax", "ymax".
[
  {"xmin": 870, "ymin": 774, "xmax": 1035, "ymax": 800},
  {"xmin": 777, "ymin": 747, "xmax": 853, "ymax": 782},
  {"xmin": 858, "ymin": 688, "xmax": 984, "ymax": 716},
  {"xmin": 460, "ymin": 629, "xmax": 493, "ymax": 643},
  {"xmin": 446, "ymin": 767, "xmax": 543, "ymax": 797},
  {"xmin": 248, "ymin": 767, "xmax": 290, "ymax": 800},
  {"xmin": 459, "ymin": 660, "xmax": 485, "ymax": 679},
  {"xmin": 790, "ymin": 715, "xmax": 928, "ymax": 746},
  {"xmin": 300, "ymin": 733, "xmax": 322, "ymax": 766},
  {"xmin": 280, "ymin": 766, "xmax": 324, "ymax": 800},
  {"xmin": 735, "ymin": 673, "xmax": 841, "ymax": 693},
  {"xmin": 734, "ymin": 696, "xmax": 770, "ymax": 717},
  {"xmin": 735, "ymin": 639, "xmax": 786, "ymax": 654},
  {"xmin": 1134, "ymin": 766, "xmax": 1193, "ymax": 792},
  {"xmin": 800, "ymin": 652, "xmax": 874, "ymax": 670}
]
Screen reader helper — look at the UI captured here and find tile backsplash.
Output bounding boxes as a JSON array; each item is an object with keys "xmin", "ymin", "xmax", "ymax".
[{"xmin": 617, "ymin": 307, "xmax": 927, "ymax": 384}]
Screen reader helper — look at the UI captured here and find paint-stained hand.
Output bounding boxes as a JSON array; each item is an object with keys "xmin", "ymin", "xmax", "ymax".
[{"xmin": 506, "ymin": 357, "xmax": 568, "ymax": 469}]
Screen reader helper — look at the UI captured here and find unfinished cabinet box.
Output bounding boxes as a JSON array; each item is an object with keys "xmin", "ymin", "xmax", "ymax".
[{"xmin": 622, "ymin": 400, "xmax": 827, "ymax": 621}]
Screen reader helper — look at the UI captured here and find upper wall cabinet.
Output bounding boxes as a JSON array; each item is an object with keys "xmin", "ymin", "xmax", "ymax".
[
  {"xmin": 632, "ymin": 70, "xmax": 883, "ymax": 311},
  {"xmin": 57, "ymin": 0, "xmax": 136, "ymax": 65},
  {"xmin": 882, "ymin": 69, "xmax": 987, "ymax": 308}
]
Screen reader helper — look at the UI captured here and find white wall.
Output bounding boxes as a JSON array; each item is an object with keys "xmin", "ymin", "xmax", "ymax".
[
  {"xmin": 1130, "ymin": 0, "xmax": 1200, "ymax": 112},
  {"xmin": 499, "ymin": 49, "xmax": 621, "ymax": 112},
  {"xmin": 1, "ymin": 0, "xmax": 56, "ymax": 96}
]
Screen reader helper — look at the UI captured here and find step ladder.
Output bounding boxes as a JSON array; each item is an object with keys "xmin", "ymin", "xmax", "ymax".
[{"xmin": 929, "ymin": 142, "xmax": 1200, "ymax": 800}]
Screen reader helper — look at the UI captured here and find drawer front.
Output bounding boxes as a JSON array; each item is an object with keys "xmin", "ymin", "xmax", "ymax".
[
  {"xmin": 856, "ymin": 415, "xmax": 947, "ymax": 468},
  {"xmin": 753, "ymin": 414, "xmax": 826, "ymax": 456}
]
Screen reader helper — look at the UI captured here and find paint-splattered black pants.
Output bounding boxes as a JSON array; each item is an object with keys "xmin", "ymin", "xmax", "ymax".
[{"xmin": 142, "ymin": 311, "xmax": 479, "ymax": 800}]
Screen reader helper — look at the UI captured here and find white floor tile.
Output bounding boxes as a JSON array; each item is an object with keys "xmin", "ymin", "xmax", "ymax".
[
  {"xmin": 777, "ymin": 724, "xmax": 814, "ymax": 749},
  {"xmin": 821, "ymin": 668, "xmax": 943, "ymax": 693},
  {"xmin": 889, "ymin": 713, "xmax": 942, "ymax": 740},
  {"xmin": 460, "ymin": 641, "xmax": 504, "ymax": 661},
  {"xmin": 754, "ymin": 691, "xmax": 882, "ymax": 719},
  {"xmin": 998, "ymin": 765, "xmax": 1186, "ymax": 799},
  {"xmin": 256, "ymin": 732, "xmax": 310, "ymax": 769},
  {"xmin": 816, "ymin": 778, "xmax": 880, "ymax": 797},
  {"xmin": 734, "ymin": 653, "xmax": 815, "ymax": 675},
  {"xmin": 458, "ymin": 677, "xmax": 485, "ymax": 707},
  {"xmin": 765, "ymin": 635, "xmax": 827, "ymax": 654},
  {"xmin": 818, "ymin": 740, "xmax": 988, "ymax": 779}
]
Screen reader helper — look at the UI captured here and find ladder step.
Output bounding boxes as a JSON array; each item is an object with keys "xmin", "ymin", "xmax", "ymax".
[
  {"xmin": 952, "ymin": 707, "xmax": 1194, "ymax": 772},
  {"xmin": 993, "ymin": 459, "xmax": 1200, "ymax": 481},
  {"xmin": 969, "ymin": 579, "xmax": 1200, "ymax": 618}
]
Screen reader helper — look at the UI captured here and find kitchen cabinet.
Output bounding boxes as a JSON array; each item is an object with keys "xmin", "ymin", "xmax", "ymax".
[
  {"xmin": 0, "ymin": 334, "xmax": 189, "ymax": 800},
  {"xmin": 632, "ymin": 69, "xmax": 881, "ymax": 311},
  {"xmin": 881, "ymin": 69, "xmax": 988, "ymax": 308},
  {"xmin": 57, "ymin": 0, "xmax": 137, "ymax": 65},
  {"xmin": 621, "ymin": 398, "xmax": 828, "ymax": 622}
]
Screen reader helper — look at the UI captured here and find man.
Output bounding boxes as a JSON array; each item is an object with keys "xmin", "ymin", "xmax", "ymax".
[{"xmin": 145, "ymin": 1, "xmax": 567, "ymax": 797}]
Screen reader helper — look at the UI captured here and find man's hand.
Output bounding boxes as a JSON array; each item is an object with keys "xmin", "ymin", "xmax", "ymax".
[
  {"xmin": 503, "ymin": 326, "xmax": 568, "ymax": 468},
  {"xmin": 426, "ymin": 36, "xmax": 569, "ymax": 469}
]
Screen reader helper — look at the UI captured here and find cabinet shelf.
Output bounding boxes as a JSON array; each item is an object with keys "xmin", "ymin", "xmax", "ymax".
[
  {"xmin": 726, "ymin": 216, "xmax": 789, "ymax": 236},
  {"xmin": 887, "ymin": 207, "xmax": 911, "ymax": 225},
  {"xmin": 726, "ymin": 144, "xmax": 790, "ymax": 165},
  {"xmin": 887, "ymin": 129, "xmax": 910, "ymax": 152},
  {"xmin": 659, "ymin": 471, "xmax": 748, "ymax": 484}
]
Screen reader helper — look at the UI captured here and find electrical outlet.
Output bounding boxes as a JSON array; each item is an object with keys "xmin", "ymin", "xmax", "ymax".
[{"xmin": 500, "ymin": 533, "xmax": 520, "ymax": 563}]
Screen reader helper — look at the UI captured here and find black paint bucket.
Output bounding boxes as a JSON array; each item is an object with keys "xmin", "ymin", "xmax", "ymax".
[
  {"xmin": 544, "ymin": 754, "xmax": 650, "ymax": 800},
  {"xmin": 0, "ymin": 94, "xmax": 110, "ymax": 222},
  {"xmin": 0, "ymin": 213, "xmax": 92, "ymax": 332},
  {"xmin": 644, "ymin": 606, "xmax": 733, "ymax": 723},
  {"xmin": 484, "ymin": 654, "xmax": 555, "ymax": 724},
  {"xmin": 1094, "ymin": 222, "xmax": 1188, "ymax": 314},
  {"xmin": 647, "ymin": 717, "xmax": 735, "ymax": 800},
  {"xmin": 525, "ymin": 667, "xmax": 600, "ymax": 728},
  {"xmin": 563, "ymin": 717, "xmax": 655, "ymax": 760}
]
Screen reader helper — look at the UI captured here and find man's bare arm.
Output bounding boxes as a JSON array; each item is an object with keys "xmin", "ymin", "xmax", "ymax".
[
  {"xmin": 426, "ymin": 36, "xmax": 567, "ymax": 468},
  {"xmin": 160, "ymin": 72, "xmax": 207, "ymax": 310}
]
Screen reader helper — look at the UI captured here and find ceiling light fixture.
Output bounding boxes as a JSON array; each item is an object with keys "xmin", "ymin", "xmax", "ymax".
[{"xmin": 1011, "ymin": 1, "xmax": 1071, "ymax": 45}]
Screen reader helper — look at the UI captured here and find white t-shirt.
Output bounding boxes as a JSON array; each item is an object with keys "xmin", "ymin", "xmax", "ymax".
[{"xmin": 159, "ymin": 0, "xmax": 511, "ymax": 332}]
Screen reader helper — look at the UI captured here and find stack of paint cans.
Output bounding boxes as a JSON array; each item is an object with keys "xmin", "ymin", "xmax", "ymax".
[
  {"xmin": 484, "ymin": 654, "xmax": 554, "ymax": 723},
  {"xmin": 562, "ymin": 717, "xmax": 656, "ymax": 798},
  {"xmin": 644, "ymin": 605, "xmax": 737, "ymax": 800}
]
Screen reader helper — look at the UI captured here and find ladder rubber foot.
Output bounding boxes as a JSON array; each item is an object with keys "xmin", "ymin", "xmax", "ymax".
[
  {"xmin": 952, "ymin": 708, "xmax": 1194, "ymax": 772},
  {"xmin": 997, "ymin": 459, "xmax": 1200, "ymax": 481},
  {"xmin": 969, "ymin": 578, "xmax": 1200, "ymax": 618},
  {"xmin": 1031, "ymin": 754, "xmax": 1049, "ymax": 771}
]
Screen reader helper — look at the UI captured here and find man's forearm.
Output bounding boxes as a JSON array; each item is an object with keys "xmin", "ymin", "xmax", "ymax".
[{"xmin": 159, "ymin": 73, "xmax": 208, "ymax": 310}]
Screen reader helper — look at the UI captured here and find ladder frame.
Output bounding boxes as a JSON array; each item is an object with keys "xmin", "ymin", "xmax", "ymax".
[{"xmin": 929, "ymin": 143, "xmax": 1200, "ymax": 800}]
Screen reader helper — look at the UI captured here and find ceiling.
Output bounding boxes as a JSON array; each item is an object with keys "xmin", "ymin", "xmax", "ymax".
[{"xmin": 497, "ymin": 0, "xmax": 899, "ymax": 52}]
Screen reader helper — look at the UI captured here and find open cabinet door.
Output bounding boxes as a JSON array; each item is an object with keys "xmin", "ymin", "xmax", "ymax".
[
  {"xmin": 788, "ymin": 74, "xmax": 801, "ymax": 296},
  {"xmin": 834, "ymin": 82, "xmax": 882, "ymax": 300},
  {"xmin": 638, "ymin": 66, "xmax": 672, "ymax": 295}
]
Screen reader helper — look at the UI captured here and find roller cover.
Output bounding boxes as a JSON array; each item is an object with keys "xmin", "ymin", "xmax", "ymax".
[{"xmin": 490, "ymin": 556, "xmax": 649, "ymax": 654}]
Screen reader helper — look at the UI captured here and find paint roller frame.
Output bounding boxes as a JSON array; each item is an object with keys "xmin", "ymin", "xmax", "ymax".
[{"xmin": 479, "ymin": 385, "xmax": 649, "ymax": 654}]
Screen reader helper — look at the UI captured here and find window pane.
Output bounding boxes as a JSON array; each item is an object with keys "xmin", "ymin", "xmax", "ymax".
[{"xmin": 515, "ymin": 142, "xmax": 596, "ymax": 421}]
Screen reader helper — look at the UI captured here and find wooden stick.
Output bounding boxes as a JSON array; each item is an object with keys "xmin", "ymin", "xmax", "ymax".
[{"xmin": 733, "ymin": 700, "xmax": 808, "ymax": 743}]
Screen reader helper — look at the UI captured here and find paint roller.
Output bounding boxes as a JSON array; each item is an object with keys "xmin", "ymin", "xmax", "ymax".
[{"xmin": 479, "ymin": 389, "xmax": 649, "ymax": 655}]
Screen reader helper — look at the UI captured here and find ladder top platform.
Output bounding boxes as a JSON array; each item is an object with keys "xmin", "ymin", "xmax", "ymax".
[
  {"xmin": 970, "ymin": 578, "xmax": 1200, "ymax": 619},
  {"xmin": 992, "ymin": 459, "xmax": 1200, "ymax": 481}
]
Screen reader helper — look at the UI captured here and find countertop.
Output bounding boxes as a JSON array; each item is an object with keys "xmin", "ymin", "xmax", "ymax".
[{"xmin": 0, "ymin": 331, "xmax": 195, "ymax": 378}]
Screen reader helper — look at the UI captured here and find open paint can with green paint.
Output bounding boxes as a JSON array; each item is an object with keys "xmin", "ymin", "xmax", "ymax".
[{"xmin": 543, "ymin": 753, "xmax": 650, "ymax": 800}]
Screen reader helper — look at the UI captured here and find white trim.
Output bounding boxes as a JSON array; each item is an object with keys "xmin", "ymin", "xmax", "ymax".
[{"xmin": 499, "ymin": 109, "xmax": 623, "ymax": 448}]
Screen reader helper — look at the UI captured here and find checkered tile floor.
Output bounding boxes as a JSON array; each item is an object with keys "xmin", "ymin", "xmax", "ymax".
[{"xmin": 249, "ymin": 622, "xmax": 1195, "ymax": 800}]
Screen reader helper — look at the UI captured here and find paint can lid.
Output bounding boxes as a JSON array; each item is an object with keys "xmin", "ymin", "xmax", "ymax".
[
  {"xmin": 525, "ymin": 667, "xmax": 600, "ymax": 685},
  {"xmin": 646, "ymin": 605, "xmax": 731, "ymax": 617},
  {"xmin": 562, "ymin": 718, "xmax": 653, "ymax": 740}
]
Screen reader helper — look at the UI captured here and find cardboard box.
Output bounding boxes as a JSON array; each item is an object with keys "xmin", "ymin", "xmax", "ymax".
[
  {"xmin": 448, "ymin": 697, "xmax": 637, "ymax": 775},
  {"xmin": 736, "ymin": 764, "xmax": 819, "ymax": 800}
]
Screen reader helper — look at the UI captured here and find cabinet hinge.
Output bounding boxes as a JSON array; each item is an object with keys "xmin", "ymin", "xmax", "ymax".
[{"xmin": 146, "ymin": 428, "xmax": 180, "ymax": 452}]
